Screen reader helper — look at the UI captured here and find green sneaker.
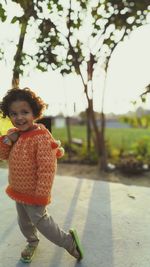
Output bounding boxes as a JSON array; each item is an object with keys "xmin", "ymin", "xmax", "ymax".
[
  {"xmin": 20, "ymin": 244, "xmax": 37, "ymax": 263},
  {"xmin": 69, "ymin": 228, "xmax": 84, "ymax": 261}
]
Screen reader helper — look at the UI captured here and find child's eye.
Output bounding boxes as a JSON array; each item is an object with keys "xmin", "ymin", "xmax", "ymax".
[
  {"xmin": 9, "ymin": 112, "xmax": 17, "ymax": 117},
  {"xmin": 22, "ymin": 111, "xmax": 29, "ymax": 114}
]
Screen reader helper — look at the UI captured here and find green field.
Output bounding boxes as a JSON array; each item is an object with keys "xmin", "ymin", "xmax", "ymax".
[
  {"xmin": 0, "ymin": 117, "xmax": 150, "ymax": 152},
  {"xmin": 105, "ymin": 128, "xmax": 150, "ymax": 150},
  {"xmin": 52, "ymin": 126, "xmax": 150, "ymax": 151}
]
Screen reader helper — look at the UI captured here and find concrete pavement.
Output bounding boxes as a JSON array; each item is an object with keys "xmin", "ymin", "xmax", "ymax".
[{"xmin": 1, "ymin": 167, "xmax": 150, "ymax": 267}]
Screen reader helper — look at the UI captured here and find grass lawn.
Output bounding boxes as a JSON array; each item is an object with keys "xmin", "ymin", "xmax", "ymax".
[
  {"xmin": 52, "ymin": 125, "xmax": 150, "ymax": 151},
  {"xmin": 0, "ymin": 117, "xmax": 150, "ymax": 152},
  {"xmin": 105, "ymin": 128, "xmax": 150, "ymax": 150}
]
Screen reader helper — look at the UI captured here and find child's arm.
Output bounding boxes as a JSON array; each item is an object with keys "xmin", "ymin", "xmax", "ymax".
[
  {"xmin": 0, "ymin": 135, "xmax": 12, "ymax": 160},
  {"xmin": 0, "ymin": 131, "xmax": 19, "ymax": 160}
]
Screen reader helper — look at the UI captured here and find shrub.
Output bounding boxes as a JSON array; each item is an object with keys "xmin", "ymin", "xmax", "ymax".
[
  {"xmin": 117, "ymin": 153, "xmax": 144, "ymax": 175},
  {"xmin": 131, "ymin": 136, "xmax": 150, "ymax": 163}
]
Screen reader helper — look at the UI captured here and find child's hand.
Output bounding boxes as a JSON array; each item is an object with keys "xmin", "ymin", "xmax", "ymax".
[
  {"xmin": 56, "ymin": 147, "xmax": 65, "ymax": 158},
  {"xmin": 3, "ymin": 132, "xmax": 19, "ymax": 146},
  {"xmin": 8, "ymin": 132, "xmax": 19, "ymax": 143},
  {"xmin": 51, "ymin": 140, "xmax": 65, "ymax": 158},
  {"xmin": 3, "ymin": 136, "xmax": 12, "ymax": 146}
]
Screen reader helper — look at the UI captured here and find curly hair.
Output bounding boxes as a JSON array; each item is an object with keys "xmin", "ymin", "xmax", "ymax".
[{"xmin": 0, "ymin": 87, "xmax": 47, "ymax": 119}]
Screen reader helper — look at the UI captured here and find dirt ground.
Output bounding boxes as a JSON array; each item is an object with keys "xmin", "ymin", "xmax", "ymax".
[
  {"xmin": 57, "ymin": 162, "xmax": 150, "ymax": 188},
  {"xmin": 1, "ymin": 161, "xmax": 150, "ymax": 188}
]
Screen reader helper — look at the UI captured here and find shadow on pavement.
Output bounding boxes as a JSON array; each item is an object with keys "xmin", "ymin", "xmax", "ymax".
[
  {"xmin": 48, "ymin": 179, "xmax": 83, "ymax": 267},
  {"xmin": 80, "ymin": 180, "xmax": 114, "ymax": 267},
  {"xmin": 48, "ymin": 179, "xmax": 114, "ymax": 267}
]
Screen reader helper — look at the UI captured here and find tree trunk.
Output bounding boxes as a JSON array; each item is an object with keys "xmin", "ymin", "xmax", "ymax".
[
  {"xmin": 12, "ymin": 19, "xmax": 28, "ymax": 88},
  {"xmin": 82, "ymin": 80, "xmax": 107, "ymax": 170},
  {"xmin": 86, "ymin": 107, "xmax": 91, "ymax": 156},
  {"xmin": 65, "ymin": 116, "xmax": 72, "ymax": 161},
  {"xmin": 88, "ymin": 99, "xmax": 107, "ymax": 170},
  {"xmin": 99, "ymin": 111, "xmax": 107, "ymax": 170}
]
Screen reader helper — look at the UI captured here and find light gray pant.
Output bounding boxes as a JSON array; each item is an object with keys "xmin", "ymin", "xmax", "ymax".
[{"xmin": 16, "ymin": 202, "xmax": 74, "ymax": 253}]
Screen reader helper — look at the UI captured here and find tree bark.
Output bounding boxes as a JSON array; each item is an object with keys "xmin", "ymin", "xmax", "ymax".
[
  {"xmin": 65, "ymin": 116, "xmax": 72, "ymax": 161},
  {"xmin": 86, "ymin": 107, "xmax": 91, "ymax": 156},
  {"xmin": 12, "ymin": 19, "xmax": 28, "ymax": 88},
  {"xmin": 87, "ymin": 98, "xmax": 107, "ymax": 170}
]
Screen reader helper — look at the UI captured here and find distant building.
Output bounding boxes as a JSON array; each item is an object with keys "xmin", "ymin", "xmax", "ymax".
[
  {"xmin": 53, "ymin": 115, "xmax": 82, "ymax": 128},
  {"xmin": 52, "ymin": 115, "xmax": 130, "ymax": 129},
  {"xmin": 53, "ymin": 115, "xmax": 65, "ymax": 128}
]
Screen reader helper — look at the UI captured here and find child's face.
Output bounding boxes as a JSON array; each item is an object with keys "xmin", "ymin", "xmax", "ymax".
[{"xmin": 8, "ymin": 100, "xmax": 35, "ymax": 131}]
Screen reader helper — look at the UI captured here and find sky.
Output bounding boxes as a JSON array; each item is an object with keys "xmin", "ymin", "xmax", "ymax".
[
  {"xmin": 105, "ymin": 24, "xmax": 150, "ymax": 115},
  {"xmin": 0, "ymin": 2, "xmax": 150, "ymax": 116}
]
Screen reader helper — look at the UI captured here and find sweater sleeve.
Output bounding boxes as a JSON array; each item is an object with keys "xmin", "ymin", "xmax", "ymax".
[
  {"xmin": 35, "ymin": 133, "xmax": 57, "ymax": 198},
  {"xmin": 0, "ymin": 136, "xmax": 12, "ymax": 160}
]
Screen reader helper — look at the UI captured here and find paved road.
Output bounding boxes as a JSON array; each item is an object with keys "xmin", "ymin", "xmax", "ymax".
[{"xmin": 1, "ymin": 167, "xmax": 150, "ymax": 267}]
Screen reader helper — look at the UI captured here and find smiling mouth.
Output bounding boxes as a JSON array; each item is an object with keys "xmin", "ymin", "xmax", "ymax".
[{"xmin": 16, "ymin": 122, "xmax": 27, "ymax": 126}]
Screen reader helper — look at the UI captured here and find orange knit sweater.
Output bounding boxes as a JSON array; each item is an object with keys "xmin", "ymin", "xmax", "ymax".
[{"xmin": 0, "ymin": 124, "xmax": 64, "ymax": 206}]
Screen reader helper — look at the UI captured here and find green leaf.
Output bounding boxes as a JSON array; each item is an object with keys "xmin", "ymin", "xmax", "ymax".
[
  {"xmin": 37, "ymin": 64, "xmax": 47, "ymax": 72},
  {"xmin": 11, "ymin": 16, "xmax": 19, "ymax": 24},
  {"xmin": 57, "ymin": 4, "xmax": 63, "ymax": 12},
  {"xmin": 141, "ymin": 96, "xmax": 146, "ymax": 103},
  {"xmin": 47, "ymin": 3, "xmax": 52, "ymax": 10},
  {"xmin": 0, "ymin": 3, "xmax": 6, "ymax": 22}
]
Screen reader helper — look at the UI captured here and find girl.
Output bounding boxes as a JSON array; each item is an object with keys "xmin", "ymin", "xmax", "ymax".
[{"xmin": 0, "ymin": 87, "xmax": 84, "ymax": 263}]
